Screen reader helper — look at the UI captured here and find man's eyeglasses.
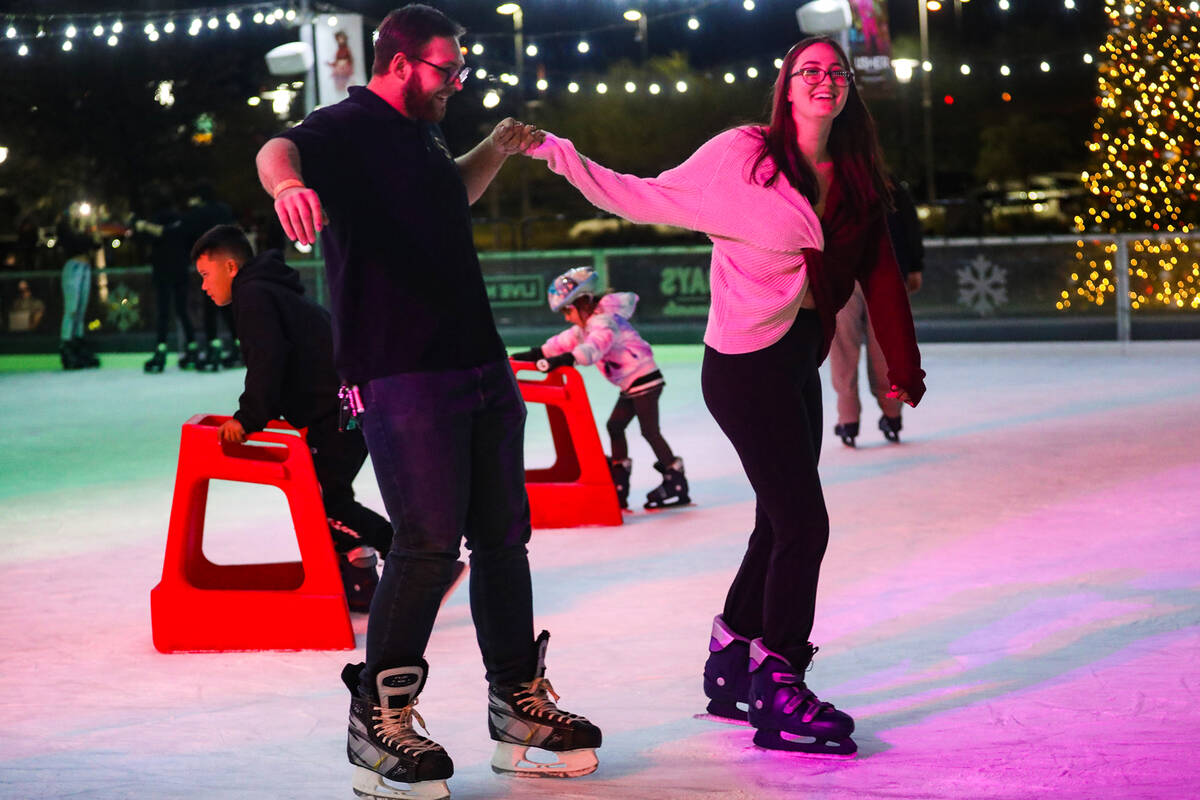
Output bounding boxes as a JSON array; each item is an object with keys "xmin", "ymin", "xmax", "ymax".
[
  {"xmin": 411, "ymin": 56, "xmax": 470, "ymax": 86},
  {"xmin": 791, "ymin": 67, "xmax": 854, "ymax": 87}
]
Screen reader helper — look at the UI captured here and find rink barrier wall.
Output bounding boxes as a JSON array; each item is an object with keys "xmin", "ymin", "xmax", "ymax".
[{"xmin": 1, "ymin": 234, "xmax": 1197, "ymax": 352}]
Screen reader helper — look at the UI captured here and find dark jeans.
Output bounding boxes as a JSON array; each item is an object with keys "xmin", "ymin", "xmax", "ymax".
[
  {"xmin": 152, "ymin": 273, "xmax": 195, "ymax": 346},
  {"xmin": 358, "ymin": 358, "xmax": 535, "ymax": 691},
  {"xmin": 306, "ymin": 415, "xmax": 393, "ymax": 554},
  {"xmin": 701, "ymin": 310, "xmax": 828, "ymax": 667},
  {"xmin": 606, "ymin": 385, "xmax": 674, "ymax": 463}
]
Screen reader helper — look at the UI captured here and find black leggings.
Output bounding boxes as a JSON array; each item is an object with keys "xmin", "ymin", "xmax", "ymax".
[
  {"xmin": 701, "ymin": 309, "xmax": 827, "ymax": 667},
  {"xmin": 606, "ymin": 385, "xmax": 674, "ymax": 464},
  {"xmin": 152, "ymin": 274, "xmax": 195, "ymax": 346}
]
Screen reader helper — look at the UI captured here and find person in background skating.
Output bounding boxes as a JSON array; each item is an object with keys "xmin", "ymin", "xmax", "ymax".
[
  {"xmin": 255, "ymin": 6, "xmax": 601, "ymax": 798},
  {"xmin": 829, "ymin": 177, "xmax": 924, "ymax": 446},
  {"xmin": 509, "ymin": 266, "xmax": 689, "ymax": 511},
  {"xmin": 523, "ymin": 36, "xmax": 925, "ymax": 757},
  {"xmin": 133, "ymin": 186, "xmax": 200, "ymax": 372},
  {"xmin": 191, "ymin": 224, "xmax": 393, "ymax": 612},
  {"xmin": 56, "ymin": 211, "xmax": 101, "ymax": 370},
  {"xmin": 180, "ymin": 182, "xmax": 238, "ymax": 371}
]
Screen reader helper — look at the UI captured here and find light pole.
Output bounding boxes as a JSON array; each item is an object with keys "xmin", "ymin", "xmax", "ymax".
[
  {"xmin": 917, "ymin": 0, "xmax": 937, "ymax": 203},
  {"xmin": 496, "ymin": 3, "xmax": 524, "ymax": 92},
  {"xmin": 497, "ymin": 4, "xmax": 531, "ymax": 232},
  {"xmin": 624, "ymin": 9, "xmax": 648, "ymax": 62}
]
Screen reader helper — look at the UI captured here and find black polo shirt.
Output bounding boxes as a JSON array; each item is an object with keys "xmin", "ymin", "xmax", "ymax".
[{"xmin": 276, "ymin": 86, "xmax": 505, "ymax": 384}]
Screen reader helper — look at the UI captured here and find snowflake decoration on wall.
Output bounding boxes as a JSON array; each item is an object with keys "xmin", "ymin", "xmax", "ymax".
[
  {"xmin": 105, "ymin": 283, "xmax": 142, "ymax": 332},
  {"xmin": 957, "ymin": 255, "xmax": 1008, "ymax": 316}
]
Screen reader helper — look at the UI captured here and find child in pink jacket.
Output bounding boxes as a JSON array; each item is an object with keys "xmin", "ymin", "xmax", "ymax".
[{"xmin": 510, "ymin": 267, "xmax": 689, "ymax": 510}]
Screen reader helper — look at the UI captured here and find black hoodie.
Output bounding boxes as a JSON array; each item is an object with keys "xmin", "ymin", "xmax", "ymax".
[{"xmin": 231, "ymin": 250, "xmax": 339, "ymax": 434}]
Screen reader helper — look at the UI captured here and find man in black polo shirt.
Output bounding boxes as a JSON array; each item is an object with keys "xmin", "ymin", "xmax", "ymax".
[{"xmin": 255, "ymin": 5, "xmax": 600, "ymax": 798}]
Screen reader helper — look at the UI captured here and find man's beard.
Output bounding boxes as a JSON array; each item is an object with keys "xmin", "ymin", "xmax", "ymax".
[{"xmin": 403, "ymin": 82, "xmax": 446, "ymax": 122}]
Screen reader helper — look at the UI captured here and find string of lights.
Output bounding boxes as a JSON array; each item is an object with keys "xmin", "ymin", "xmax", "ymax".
[{"xmin": 1061, "ymin": 0, "xmax": 1200, "ymax": 312}]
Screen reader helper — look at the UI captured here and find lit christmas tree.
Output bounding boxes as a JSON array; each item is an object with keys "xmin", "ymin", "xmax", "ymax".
[{"xmin": 1063, "ymin": 0, "xmax": 1200, "ymax": 312}]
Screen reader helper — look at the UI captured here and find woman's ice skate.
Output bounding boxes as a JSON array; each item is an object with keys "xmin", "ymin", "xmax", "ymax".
[
  {"xmin": 748, "ymin": 639, "xmax": 857, "ymax": 758},
  {"xmin": 698, "ymin": 614, "xmax": 752, "ymax": 725}
]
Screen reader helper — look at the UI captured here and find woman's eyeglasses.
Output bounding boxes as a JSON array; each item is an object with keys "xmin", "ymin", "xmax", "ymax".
[
  {"xmin": 791, "ymin": 67, "xmax": 854, "ymax": 87},
  {"xmin": 411, "ymin": 56, "xmax": 470, "ymax": 86}
]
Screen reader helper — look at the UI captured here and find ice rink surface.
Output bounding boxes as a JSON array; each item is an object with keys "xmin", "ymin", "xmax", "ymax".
[{"xmin": 1, "ymin": 341, "xmax": 1198, "ymax": 800}]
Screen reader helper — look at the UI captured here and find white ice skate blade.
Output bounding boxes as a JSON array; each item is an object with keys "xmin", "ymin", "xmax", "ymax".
[
  {"xmin": 351, "ymin": 766, "xmax": 450, "ymax": 799},
  {"xmin": 490, "ymin": 742, "xmax": 598, "ymax": 778},
  {"xmin": 693, "ymin": 712, "xmax": 751, "ymax": 727}
]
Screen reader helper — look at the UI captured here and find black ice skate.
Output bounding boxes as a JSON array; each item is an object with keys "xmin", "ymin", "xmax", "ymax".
[
  {"xmin": 748, "ymin": 639, "xmax": 856, "ymax": 758},
  {"xmin": 144, "ymin": 343, "xmax": 168, "ymax": 373},
  {"xmin": 343, "ymin": 661, "xmax": 454, "ymax": 800},
  {"xmin": 337, "ymin": 549, "xmax": 379, "ymax": 613},
  {"xmin": 488, "ymin": 630, "xmax": 602, "ymax": 778},
  {"xmin": 178, "ymin": 341, "xmax": 201, "ymax": 370},
  {"xmin": 197, "ymin": 339, "xmax": 223, "ymax": 372},
  {"xmin": 834, "ymin": 421, "xmax": 859, "ymax": 448},
  {"xmin": 643, "ymin": 457, "xmax": 690, "ymax": 510},
  {"xmin": 699, "ymin": 614, "xmax": 751, "ymax": 725},
  {"xmin": 878, "ymin": 414, "xmax": 902, "ymax": 443},
  {"xmin": 221, "ymin": 339, "xmax": 244, "ymax": 369},
  {"xmin": 608, "ymin": 457, "xmax": 631, "ymax": 510}
]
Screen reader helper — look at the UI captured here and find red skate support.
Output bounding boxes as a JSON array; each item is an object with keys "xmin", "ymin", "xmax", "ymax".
[
  {"xmin": 511, "ymin": 360, "xmax": 623, "ymax": 528},
  {"xmin": 150, "ymin": 414, "xmax": 354, "ymax": 653}
]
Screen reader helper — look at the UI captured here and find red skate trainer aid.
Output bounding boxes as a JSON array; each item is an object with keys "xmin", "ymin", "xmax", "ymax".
[
  {"xmin": 150, "ymin": 414, "xmax": 354, "ymax": 653},
  {"xmin": 510, "ymin": 360, "xmax": 623, "ymax": 528}
]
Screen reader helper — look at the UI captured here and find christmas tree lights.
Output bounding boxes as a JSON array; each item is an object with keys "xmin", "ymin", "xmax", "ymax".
[{"xmin": 1065, "ymin": 0, "xmax": 1200, "ymax": 312}]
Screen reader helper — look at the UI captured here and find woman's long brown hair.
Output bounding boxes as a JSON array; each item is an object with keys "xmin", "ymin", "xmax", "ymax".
[{"xmin": 750, "ymin": 36, "xmax": 892, "ymax": 214}]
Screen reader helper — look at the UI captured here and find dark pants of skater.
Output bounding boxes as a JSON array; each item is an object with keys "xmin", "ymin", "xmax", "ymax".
[
  {"xmin": 306, "ymin": 414, "xmax": 393, "ymax": 554},
  {"xmin": 358, "ymin": 358, "xmax": 535, "ymax": 692},
  {"xmin": 701, "ymin": 309, "xmax": 828, "ymax": 667},
  {"xmin": 152, "ymin": 274, "xmax": 195, "ymax": 346},
  {"xmin": 606, "ymin": 385, "xmax": 674, "ymax": 463},
  {"xmin": 204, "ymin": 299, "xmax": 236, "ymax": 342}
]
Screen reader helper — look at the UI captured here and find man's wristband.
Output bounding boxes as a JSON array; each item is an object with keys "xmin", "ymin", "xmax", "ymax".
[{"xmin": 272, "ymin": 178, "xmax": 305, "ymax": 198}]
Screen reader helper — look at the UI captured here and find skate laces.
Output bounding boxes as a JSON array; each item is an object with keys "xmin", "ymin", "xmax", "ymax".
[
  {"xmin": 515, "ymin": 677, "xmax": 584, "ymax": 722},
  {"xmin": 373, "ymin": 698, "xmax": 441, "ymax": 756}
]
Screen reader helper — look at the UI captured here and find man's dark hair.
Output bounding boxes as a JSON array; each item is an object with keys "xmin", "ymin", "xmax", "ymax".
[
  {"xmin": 372, "ymin": 4, "xmax": 465, "ymax": 76},
  {"xmin": 191, "ymin": 224, "xmax": 254, "ymax": 265}
]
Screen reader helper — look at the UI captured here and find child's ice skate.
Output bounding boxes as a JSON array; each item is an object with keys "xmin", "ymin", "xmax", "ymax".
[
  {"xmin": 608, "ymin": 457, "xmax": 631, "ymax": 510},
  {"xmin": 343, "ymin": 661, "xmax": 454, "ymax": 800},
  {"xmin": 644, "ymin": 457, "xmax": 690, "ymax": 510},
  {"xmin": 488, "ymin": 630, "xmax": 602, "ymax": 778},
  {"xmin": 748, "ymin": 639, "xmax": 857, "ymax": 758},
  {"xmin": 698, "ymin": 614, "xmax": 751, "ymax": 725}
]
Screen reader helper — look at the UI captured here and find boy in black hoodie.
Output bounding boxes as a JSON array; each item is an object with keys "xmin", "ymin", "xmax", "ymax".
[{"xmin": 191, "ymin": 224, "xmax": 392, "ymax": 611}]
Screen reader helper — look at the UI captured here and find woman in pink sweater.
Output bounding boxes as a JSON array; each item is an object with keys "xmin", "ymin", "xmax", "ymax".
[{"xmin": 527, "ymin": 37, "xmax": 925, "ymax": 757}]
